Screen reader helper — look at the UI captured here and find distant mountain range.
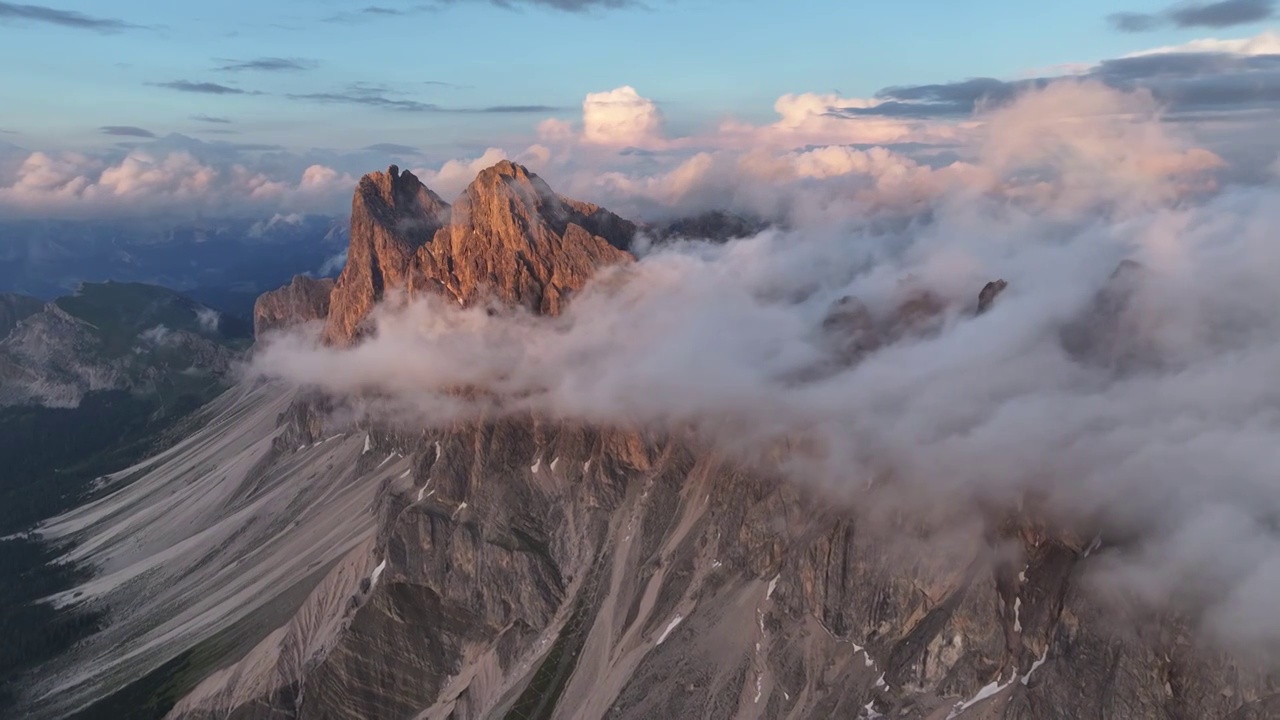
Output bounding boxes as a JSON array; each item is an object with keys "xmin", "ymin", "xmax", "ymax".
[{"xmin": 0, "ymin": 215, "xmax": 349, "ymax": 319}]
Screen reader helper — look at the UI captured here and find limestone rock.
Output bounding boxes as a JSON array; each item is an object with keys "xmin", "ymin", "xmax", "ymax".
[
  {"xmin": 416, "ymin": 160, "xmax": 636, "ymax": 315},
  {"xmin": 978, "ymin": 279, "xmax": 1009, "ymax": 315},
  {"xmin": 323, "ymin": 165, "xmax": 451, "ymax": 346},
  {"xmin": 252, "ymin": 275, "xmax": 335, "ymax": 337},
  {"xmin": 323, "ymin": 161, "xmax": 635, "ymax": 346}
]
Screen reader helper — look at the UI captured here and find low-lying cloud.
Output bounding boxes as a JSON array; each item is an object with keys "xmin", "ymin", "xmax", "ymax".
[{"xmin": 253, "ymin": 81, "xmax": 1280, "ymax": 653}]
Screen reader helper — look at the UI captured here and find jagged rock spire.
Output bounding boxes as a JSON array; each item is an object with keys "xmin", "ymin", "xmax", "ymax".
[{"xmin": 318, "ymin": 160, "xmax": 636, "ymax": 346}]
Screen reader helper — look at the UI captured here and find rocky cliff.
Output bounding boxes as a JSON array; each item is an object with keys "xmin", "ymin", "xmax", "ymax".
[
  {"xmin": 254, "ymin": 275, "xmax": 335, "ymax": 337},
  {"xmin": 22, "ymin": 165, "xmax": 1280, "ymax": 720},
  {"xmin": 322, "ymin": 161, "xmax": 634, "ymax": 345},
  {"xmin": 323, "ymin": 166, "xmax": 451, "ymax": 346}
]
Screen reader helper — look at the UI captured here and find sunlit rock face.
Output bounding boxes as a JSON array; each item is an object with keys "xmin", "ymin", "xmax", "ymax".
[
  {"xmin": 322, "ymin": 161, "xmax": 635, "ymax": 346},
  {"xmin": 253, "ymin": 275, "xmax": 334, "ymax": 338}
]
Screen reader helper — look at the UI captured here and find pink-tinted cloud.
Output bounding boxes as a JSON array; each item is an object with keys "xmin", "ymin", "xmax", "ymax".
[{"xmin": 0, "ymin": 150, "xmax": 354, "ymax": 218}]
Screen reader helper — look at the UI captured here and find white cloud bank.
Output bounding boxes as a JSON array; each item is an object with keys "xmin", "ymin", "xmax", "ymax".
[
  {"xmin": 251, "ymin": 81, "xmax": 1280, "ymax": 653},
  {"xmin": 0, "ymin": 149, "xmax": 354, "ymax": 219}
]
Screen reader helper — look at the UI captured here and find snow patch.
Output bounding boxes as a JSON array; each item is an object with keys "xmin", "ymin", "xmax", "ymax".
[
  {"xmin": 874, "ymin": 673, "xmax": 886, "ymax": 688},
  {"xmin": 451, "ymin": 501, "xmax": 468, "ymax": 520},
  {"xmin": 531, "ymin": 457, "xmax": 541, "ymax": 474},
  {"xmin": 362, "ymin": 434, "xmax": 372, "ymax": 455},
  {"xmin": 583, "ymin": 459, "xmax": 592, "ymax": 472},
  {"xmin": 370, "ymin": 558, "xmax": 387, "ymax": 587},
  {"xmin": 377, "ymin": 453, "xmax": 395, "ymax": 467},
  {"xmin": 947, "ymin": 677, "xmax": 1014, "ymax": 718},
  {"xmin": 766, "ymin": 575, "xmax": 780, "ymax": 599},
  {"xmin": 1022, "ymin": 649, "xmax": 1049, "ymax": 685},
  {"xmin": 656, "ymin": 615, "xmax": 684, "ymax": 645},
  {"xmin": 1013, "ymin": 597, "xmax": 1022, "ymax": 633},
  {"xmin": 1084, "ymin": 534, "xmax": 1103, "ymax": 557},
  {"xmin": 549, "ymin": 457, "xmax": 560, "ymax": 472}
]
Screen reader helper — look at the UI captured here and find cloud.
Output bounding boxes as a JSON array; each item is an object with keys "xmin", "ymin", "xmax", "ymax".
[
  {"xmin": 215, "ymin": 57, "xmax": 318, "ymax": 72},
  {"xmin": 364, "ymin": 143, "xmax": 424, "ymax": 155},
  {"xmin": 152, "ymin": 80, "xmax": 257, "ymax": 95},
  {"xmin": 191, "ymin": 115, "xmax": 233, "ymax": 124},
  {"xmin": 99, "ymin": 126, "xmax": 156, "ymax": 139},
  {"xmin": 439, "ymin": 0, "xmax": 640, "ymax": 9},
  {"xmin": 1109, "ymin": 0, "xmax": 1274, "ymax": 32},
  {"xmin": 837, "ymin": 33, "xmax": 1280, "ymax": 118},
  {"xmin": 0, "ymin": 148, "xmax": 355, "ymax": 219},
  {"xmin": 329, "ymin": 0, "xmax": 637, "ymax": 18},
  {"xmin": 254, "ymin": 81, "xmax": 1280, "ymax": 652},
  {"xmin": 288, "ymin": 83, "xmax": 560, "ymax": 114},
  {"xmin": 581, "ymin": 86, "xmax": 665, "ymax": 147},
  {"xmin": 0, "ymin": 2, "xmax": 135, "ymax": 32},
  {"xmin": 195, "ymin": 307, "xmax": 221, "ymax": 333},
  {"xmin": 1170, "ymin": 0, "xmax": 1275, "ymax": 27},
  {"xmin": 1127, "ymin": 27, "xmax": 1280, "ymax": 55},
  {"xmin": 423, "ymin": 80, "xmax": 473, "ymax": 89}
]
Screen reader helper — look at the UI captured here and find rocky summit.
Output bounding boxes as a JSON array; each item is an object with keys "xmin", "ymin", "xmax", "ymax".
[
  {"xmin": 321, "ymin": 161, "xmax": 635, "ymax": 346},
  {"xmin": 18, "ymin": 163, "xmax": 1280, "ymax": 720}
]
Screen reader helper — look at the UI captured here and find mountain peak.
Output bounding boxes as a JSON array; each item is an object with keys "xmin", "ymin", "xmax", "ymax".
[
  {"xmin": 316, "ymin": 161, "xmax": 636, "ymax": 345},
  {"xmin": 322, "ymin": 167, "xmax": 452, "ymax": 345}
]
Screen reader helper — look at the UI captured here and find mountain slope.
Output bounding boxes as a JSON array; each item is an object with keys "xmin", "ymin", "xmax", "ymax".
[
  {"xmin": 0, "ymin": 292, "xmax": 44, "ymax": 339},
  {"xmin": 0, "ymin": 282, "xmax": 248, "ymax": 408}
]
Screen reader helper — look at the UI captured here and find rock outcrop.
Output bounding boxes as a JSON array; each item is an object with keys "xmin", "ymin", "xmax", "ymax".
[
  {"xmin": 977, "ymin": 279, "xmax": 1008, "ymax": 314},
  {"xmin": 321, "ymin": 161, "xmax": 635, "ymax": 346},
  {"xmin": 253, "ymin": 275, "xmax": 335, "ymax": 337},
  {"xmin": 323, "ymin": 166, "xmax": 451, "ymax": 345}
]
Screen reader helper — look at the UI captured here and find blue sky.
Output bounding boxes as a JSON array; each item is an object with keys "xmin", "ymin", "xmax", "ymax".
[{"xmin": 2, "ymin": 0, "xmax": 1276, "ymax": 152}]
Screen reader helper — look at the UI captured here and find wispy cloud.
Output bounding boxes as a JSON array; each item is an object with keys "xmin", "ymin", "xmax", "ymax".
[
  {"xmin": 0, "ymin": 1, "xmax": 136, "ymax": 32},
  {"xmin": 151, "ymin": 80, "xmax": 258, "ymax": 95},
  {"xmin": 191, "ymin": 114, "xmax": 233, "ymax": 124},
  {"xmin": 424, "ymin": 80, "xmax": 474, "ymax": 89},
  {"xmin": 438, "ymin": 0, "xmax": 641, "ymax": 9},
  {"xmin": 831, "ymin": 41, "xmax": 1280, "ymax": 119},
  {"xmin": 288, "ymin": 82, "xmax": 559, "ymax": 113},
  {"xmin": 215, "ymin": 57, "xmax": 318, "ymax": 72},
  {"xmin": 365, "ymin": 143, "xmax": 424, "ymax": 155},
  {"xmin": 1109, "ymin": 0, "xmax": 1274, "ymax": 32},
  {"xmin": 99, "ymin": 125, "xmax": 156, "ymax": 138},
  {"xmin": 327, "ymin": 0, "xmax": 638, "ymax": 21}
]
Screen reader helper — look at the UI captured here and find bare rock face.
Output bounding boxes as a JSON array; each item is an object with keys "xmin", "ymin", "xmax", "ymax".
[
  {"xmin": 127, "ymin": 406, "xmax": 1280, "ymax": 720},
  {"xmin": 1059, "ymin": 260, "xmax": 1152, "ymax": 370},
  {"xmin": 252, "ymin": 275, "xmax": 335, "ymax": 337},
  {"xmin": 820, "ymin": 295, "xmax": 880, "ymax": 363},
  {"xmin": 322, "ymin": 161, "xmax": 635, "ymax": 346},
  {"xmin": 416, "ymin": 160, "xmax": 635, "ymax": 316},
  {"xmin": 323, "ymin": 166, "xmax": 451, "ymax": 346},
  {"xmin": 977, "ymin": 279, "xmax": 1009, "ymax": 315}
]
